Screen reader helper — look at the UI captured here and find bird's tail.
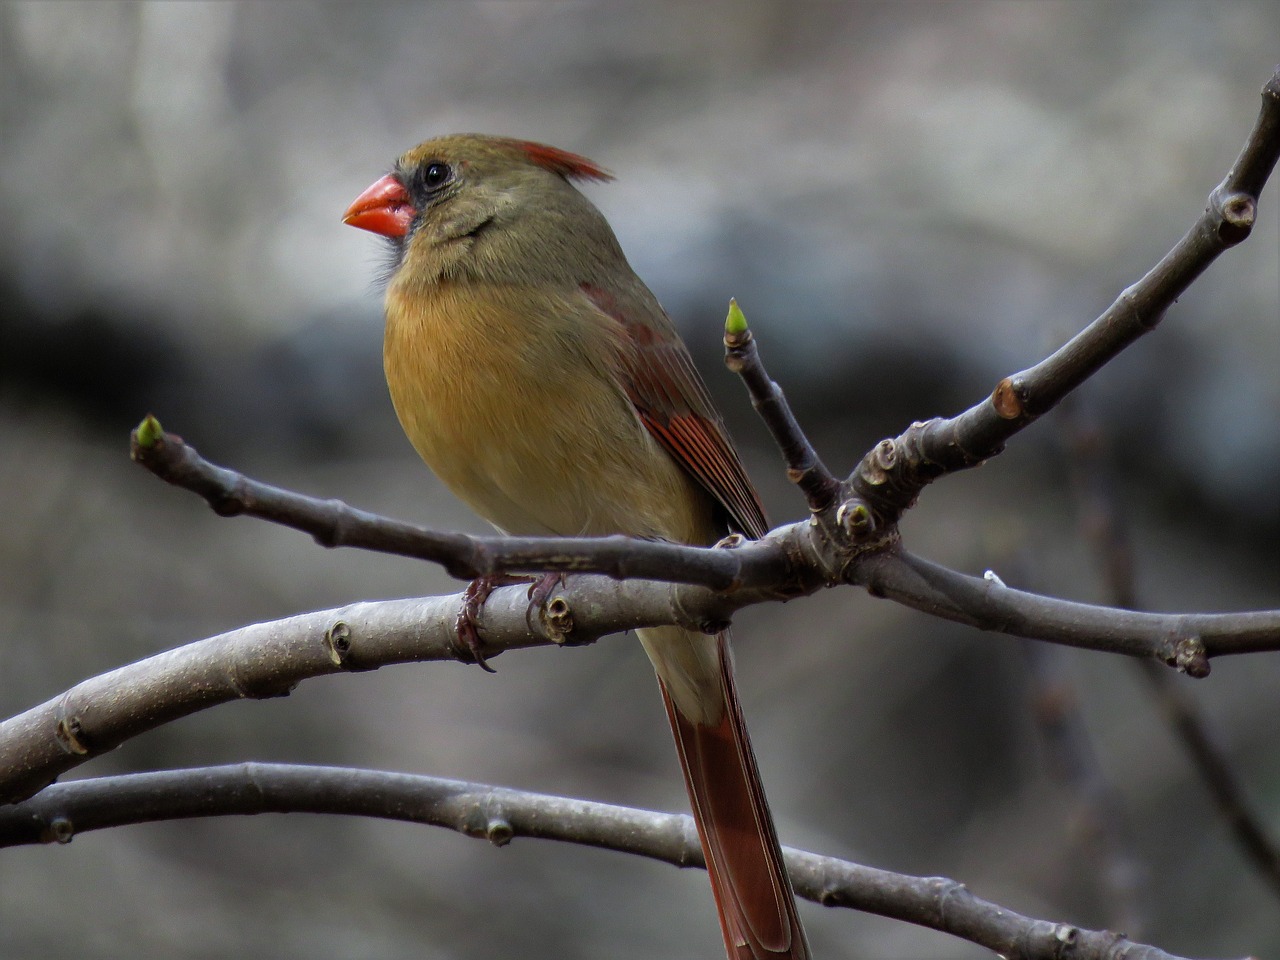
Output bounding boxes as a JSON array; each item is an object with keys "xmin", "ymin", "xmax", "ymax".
[{"xmin": 654, "ymin": 630, "xmax": 810, "ymax": 960}]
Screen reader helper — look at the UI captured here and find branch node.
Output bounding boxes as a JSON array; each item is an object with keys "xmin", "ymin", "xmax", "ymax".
[
  {"xmin": 325, "ymin": 621, "xmax": 353, "ymax": 667},
  {"xmin": 1222, "ymin": 193, "xmax": 1256, "ymax": 228},
  {"xmin": 991, "ymin": 377, "xmax": 1026, "ymax": 420},
  {"xmin": 210, "ymin": 478, "xmax": 249, "ymax": 518},
  {"xmin": 1172, "ymin": 637, "xmax": 1211, "ymax": 678},
  {"xmin": 932, "ymin": 876, "xmax": 969, "ymax": 926},
  {"xmin": 485, "ymin": 817, "xmax": 514, "ymax": 847},
  {"xmin": 54, "ymin": 716, "xmax": 89, "ymax": 756},
  {"xmin": 715, "ymin": 533, "xmax": 747, "ymax": 550},
  {"xmin": 541, "ymin": 596, "xmax": 575, "ymax": 644},
  {"xmin": 311, "ymin": 499, "xmax": 349, "ymax": 548},
  {"xmin": 863, "ymin": 439, "xmax": 898, "ymax": 485},
  {"xmin": 836, "ymin": 499, "xmax": 876, "ymax": 542},
  {"xmin": 1212, "ymin": 188, "xmax": 1257, "ymax": 245},
  {"xmin": 45, "ymin": 816, "xmax": 75, "ymax": 845},
  {"xmin": 1053, "ymin": 923, "xmax": 1081, "ymax": 947}
]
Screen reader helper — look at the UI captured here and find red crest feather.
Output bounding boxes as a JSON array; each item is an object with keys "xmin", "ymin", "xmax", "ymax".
[{"xmin": 515, "ymin": 140, "xmax": 614, "ymax": 182}]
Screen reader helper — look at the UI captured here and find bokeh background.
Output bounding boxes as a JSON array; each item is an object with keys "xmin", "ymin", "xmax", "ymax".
[{"xmin": 2, "ymin": 2, "xmax": 1278, "ymax": 958}]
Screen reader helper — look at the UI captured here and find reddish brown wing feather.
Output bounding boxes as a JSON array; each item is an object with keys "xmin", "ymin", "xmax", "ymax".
[{"xmin": 581, "ymin": 284, "xmax": 768, "ymax": 540}]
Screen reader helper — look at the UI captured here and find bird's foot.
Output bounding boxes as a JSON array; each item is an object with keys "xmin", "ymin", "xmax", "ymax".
[
  {"xmin": 457, "ymin": 572, "xmax": 570, "ymax": 669},
  {"xmin": 456, "ymin": 574, "xmax": 529, "ymax": 672}
]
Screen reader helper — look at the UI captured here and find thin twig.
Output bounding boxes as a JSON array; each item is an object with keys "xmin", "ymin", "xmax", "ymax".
[
  {"xmin": 0, "ymin": 763, "xmax": 1240, "ymax": 960},
  {"xmin": 1022, "ymin": 638, "xmax": 1147, "ymax": 933},
  {"xmin": 1062, "ymin": 404, "xmax": 1280, "ymax": 900},
  {"xmin": 722, "ymin": 299, "xmax": 842, "ymax": 514},
  {"xmin": 1137, "ymin": 660, "xmax": 1280, "ymax": 897}
]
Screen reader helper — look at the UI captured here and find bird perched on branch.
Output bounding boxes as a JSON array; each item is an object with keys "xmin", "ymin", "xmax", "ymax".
[{"xmin": 344, "ymin": 134, "xmax": 809, "ymax": 960}]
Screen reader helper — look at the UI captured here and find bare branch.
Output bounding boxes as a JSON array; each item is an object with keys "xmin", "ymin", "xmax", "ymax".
[
  {"xmin": 6, "ymin": 555, "xmax": 1280, "ymax": 809},
  {"xmin": 0, "ymin": 763, "xmax": 1237, "ymax": 960},
  {"xmin": 1022, "ymin": 639, "xmax": 1147, "ymax": 933},
  {"xmin": 131, "ymin": 415, "xmax": 1280, "ymax": 668},
  {"xmin": 844, "ymin": 70, "xmax": 1280, "ymax": 528},
  {"xmin": 130, "ymin": 416, "xmax": 796, "ymax": 593},
  {"xmin": 0, "ymin": 576, "xmax": 746, "ymax": 806},
  {"xmin": 722, "ymin": 299, "xmax": 842, "ymax": 515},
  {"xmin": 1062, "ymin": 405, "xmax": 1280, "ymax": 899},
  {"xmin": 1137, "ymin": 660, "xmax": 1280, "ymax": 896},
  {"xmin": 854, "ymin": 549, "xmax": 1280, "ymax": 669}
]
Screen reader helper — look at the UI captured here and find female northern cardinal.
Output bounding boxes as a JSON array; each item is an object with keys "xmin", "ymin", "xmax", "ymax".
[{"xmin": 344, "ymin": 134, "xmax": 809, "ymax": 960}]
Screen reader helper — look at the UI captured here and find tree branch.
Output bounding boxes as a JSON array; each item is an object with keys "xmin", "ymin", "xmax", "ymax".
[
  {"xmin": 0, "ymin": 763, "xmax": 1239, "ymax": 960},
  {"xmin": 1062, "ymin": 404, "xmax": 1280, "ymax": 899},
  {"xmin": 130, "ymin": 416, "xmax": 795, "ymax": 594},
  {"xmin": 0, "ymin": 579, "xmax": 739, "ymax": 806},
  {"xmin": 842, "ymin": 70, "xmax": 1280, "ymax": 529},
  {"xmin": 1021, "ymin": 638, "xmax": 1147, "ymax": 933},
  {"xmin": 5, "ymin": 559, "xmax": 1280, "ymax": 808},
  {"xmin": 130, "ymin": 415, "xmax": 1280, "ymax": 665},
  {"xmin": 855, "ymin": 550, "xmax": 1280, "ymax": 670}
]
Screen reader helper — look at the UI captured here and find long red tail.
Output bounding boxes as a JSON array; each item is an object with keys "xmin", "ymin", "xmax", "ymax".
[{"xmin": 658, "ymin": 633, "xmax": 810, "ymax": 960}]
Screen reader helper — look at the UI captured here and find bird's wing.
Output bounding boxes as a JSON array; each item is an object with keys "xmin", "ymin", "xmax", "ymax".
[{"xmin": 581, "ymin": 282, "xmax": 768, "ymax": 540}]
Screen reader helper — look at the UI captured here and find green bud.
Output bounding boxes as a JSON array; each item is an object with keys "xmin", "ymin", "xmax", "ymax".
[
  {"xmin": 134, "ymin": 414, "xmax": 164, "ymax": 449},
  {"xmin": 724, "ymin": 298, "xmax": 748, "ymax": 336}
]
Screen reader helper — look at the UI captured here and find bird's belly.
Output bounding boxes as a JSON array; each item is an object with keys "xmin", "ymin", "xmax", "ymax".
[{"xmin": 384, "ymin": 292, "xmax": 714, "ymax": 545}]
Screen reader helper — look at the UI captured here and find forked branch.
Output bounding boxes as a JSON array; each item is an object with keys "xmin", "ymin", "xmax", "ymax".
[{"xmin": 827, "ymin": 71, "xmax": 1280, "ymax": 529}]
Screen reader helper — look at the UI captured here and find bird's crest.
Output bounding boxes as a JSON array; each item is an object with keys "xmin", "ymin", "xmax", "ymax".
[{"xmin": 514, "ymin": 140, "xmax": 614, "ymax": 183}]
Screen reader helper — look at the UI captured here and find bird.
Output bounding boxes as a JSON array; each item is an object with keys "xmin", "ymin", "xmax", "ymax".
[{"xmin": 344, "ymin": 134, "xmax": 809, "ymax": 959}]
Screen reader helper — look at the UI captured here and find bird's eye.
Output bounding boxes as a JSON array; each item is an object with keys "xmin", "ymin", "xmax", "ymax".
[{"xmin": 422, "ymin": 162, "xmax": 451, "ymax": 191}]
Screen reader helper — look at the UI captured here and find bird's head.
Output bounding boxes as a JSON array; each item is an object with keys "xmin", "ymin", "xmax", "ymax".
[{"xmin": 344, "ymin": 134, "xmax": 620, "ymax": 285}]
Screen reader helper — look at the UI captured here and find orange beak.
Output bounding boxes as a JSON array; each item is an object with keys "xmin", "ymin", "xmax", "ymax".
[{"xmin": 343, "ymin": 174, "xmax": 415, "ymax": 238}]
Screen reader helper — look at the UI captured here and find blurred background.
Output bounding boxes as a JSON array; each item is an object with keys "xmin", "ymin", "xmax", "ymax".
[{"xmin": 2, "ymin": 2, "xmax": 1278, "ymax": 958}]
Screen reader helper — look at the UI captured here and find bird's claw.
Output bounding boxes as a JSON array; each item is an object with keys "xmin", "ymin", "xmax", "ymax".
[
  {"xmin": 458, "ymin": 574, "xmax": 517, "ymax": 672},
  {"xmin": 455, "ymin": 612, "xmax": 496, "ymax": 674},
  {"xmin": 526, "ymin": 572, "xmax": 567, "ymax": 607}
]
